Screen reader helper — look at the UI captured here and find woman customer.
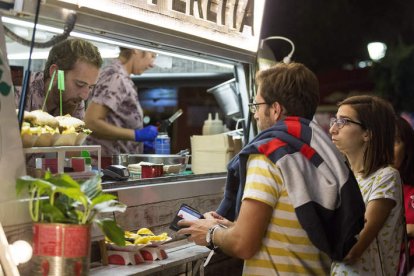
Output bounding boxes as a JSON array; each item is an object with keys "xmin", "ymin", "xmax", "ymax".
[
  {"xmin": 395, "ymin": 116, "xmax": 414, "ymax": 271},
  {"xmin": 84, "ymin": 47, "xmax": 158, "ymax": 157},
  {"xmin": 329, "ymin": 95, "xmax": 404, "ymax": 275}
]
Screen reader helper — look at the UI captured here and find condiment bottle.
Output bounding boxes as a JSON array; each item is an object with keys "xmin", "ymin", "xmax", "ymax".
[
  {"xmin": 155, "ymin": 132, "xmax": 171, "ymax": 154},
  {"xmin": 210, "ymin": 113, "xmax": 224, "ymax": 134},
  {"xmin": 202, "ymin": 113, "xmax": 213, "ymax": 135}
]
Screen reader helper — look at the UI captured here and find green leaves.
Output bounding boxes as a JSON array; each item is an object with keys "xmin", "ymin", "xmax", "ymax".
[
  {"xmin": 16, "ymin": 173, "xmax": 126, "ymax": 245},
  {"xmin": 371, "ymin": 42, "xmax": 414, "ymax": 112},
  {"xmin": 96, "ymin": 219, "xmax": 126, "ymax": 246},
  {"xmin": 93, "ymin": 199, "xmax": 127, "ymax": 214}
]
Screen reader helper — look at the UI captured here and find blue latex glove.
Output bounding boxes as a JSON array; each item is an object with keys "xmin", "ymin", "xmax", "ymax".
[
  {"xmin": 134, "ymin": 126, "xmax": 158, "ymax": 142},
  {"xmin": 143, "ymin": 141, "xmax": 155, "ymax": 154}
]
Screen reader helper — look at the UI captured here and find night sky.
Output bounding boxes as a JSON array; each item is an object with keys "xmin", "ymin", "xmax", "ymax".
[{"xmin": 260, "ymin": 0, "xmax": 414, "ymax": 73}]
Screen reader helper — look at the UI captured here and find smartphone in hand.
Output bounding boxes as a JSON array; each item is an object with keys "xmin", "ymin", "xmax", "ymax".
[{"xmin": 170, "ymin": 204, "xmax": 204, "ymax": 231}]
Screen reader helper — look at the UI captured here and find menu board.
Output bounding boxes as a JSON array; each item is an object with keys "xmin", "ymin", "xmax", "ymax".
[{"xmin": 0, "ymin": 19, "xmax": 30, "ymax": 226}]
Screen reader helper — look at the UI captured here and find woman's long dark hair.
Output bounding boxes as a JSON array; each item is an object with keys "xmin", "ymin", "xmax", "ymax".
[
  {"xmin": 338, "ymin": 95, "xmax": 396, "ymax": 178},
  {"xmin": 396, "ymin": 116, "xmax": 414, "ymax": 185}
]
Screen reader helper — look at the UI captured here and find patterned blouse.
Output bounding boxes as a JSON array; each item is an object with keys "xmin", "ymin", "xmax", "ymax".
[
  {"xmin": 85, "ymin": 59, "xmax": 144, "ymax": 156},
  {"xmin": 14, "ymin": 72, "xmax": 84, "ymax": 119},
  {"xmin": 331, "ymin": 166, "xmax": 404, "ymax": 276}
]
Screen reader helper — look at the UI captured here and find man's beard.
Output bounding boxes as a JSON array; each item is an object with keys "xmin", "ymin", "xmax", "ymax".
[
  {"xmin": 62, "ymin": 98, "xmax": 81, "ymax": 115},
  {"xmin": 258, "ymin": 109, "xmax": 274, "ymax": 132},
  {"xmin": 48, "ymin": 97, "xmax": 81, "ymax": 116}
]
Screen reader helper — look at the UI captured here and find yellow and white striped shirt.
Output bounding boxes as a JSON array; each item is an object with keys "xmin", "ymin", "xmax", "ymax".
[{"xmin": 242, "ymin": 154, "xmax": 331, "ymax": 275}]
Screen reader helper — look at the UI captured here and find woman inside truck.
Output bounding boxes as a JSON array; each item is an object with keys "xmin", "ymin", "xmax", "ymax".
[{"xmin": 84, "ymin": 47, "xmax": 158, "ymax": 157}]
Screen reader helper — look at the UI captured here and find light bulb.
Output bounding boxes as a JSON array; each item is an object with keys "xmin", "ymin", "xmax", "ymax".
[
  {"xmin": 9, "ymin": 240, "xmax": 33, "ymax": 265},
  {"xmin": 367, "ymin": 42, "xmax": 387, "ymax": 61}
]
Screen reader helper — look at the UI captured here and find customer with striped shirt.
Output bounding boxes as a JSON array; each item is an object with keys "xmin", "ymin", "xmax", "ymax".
[{"xmin": 178, "ymin": 62, "xmax": 365, "ymax": 275}]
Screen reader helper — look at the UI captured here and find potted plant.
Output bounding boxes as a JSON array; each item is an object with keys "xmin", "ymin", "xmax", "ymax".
[{"xmin": 16, "ymin": 172, "xmax": 126, "ymax": 276}]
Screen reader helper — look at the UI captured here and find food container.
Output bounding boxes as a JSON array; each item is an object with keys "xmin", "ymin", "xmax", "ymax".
[
  {"xmin": 112, "ymin": 154, "xmax": 129, "ymax": 166},
  {"xmin": 207, "ymin": 78, "xmax": 240, "ymax": 118},
  {"xmin": 141, "ymin": 164, "xmax": 164, "ymax": 178},
  {"xmin": 53, "ymin": 133, "xmax": 77, "ymax": 146},
  {"xmin": 127, "ymin": 154, "xmax": 189, "ymax": 173},
  {"xmin": 21, "ymin": 133, "xmax": 89, "ymax": 147},
  {"xmin": 34, "ymin": 133, "xmax": 56, "ymax": 147},
  {"xmin": 21, "ymin": 133, "xmax": 38, "ymax": 148}
]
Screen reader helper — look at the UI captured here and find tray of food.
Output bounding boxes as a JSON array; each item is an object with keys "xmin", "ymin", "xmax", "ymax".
[
  {"xmin": 19, "ymin": 110, "xmax": 92, "ymax": 148},
  {"xmin": 106, "ymin": 228, "xmax": 172, "ymax": 252}
]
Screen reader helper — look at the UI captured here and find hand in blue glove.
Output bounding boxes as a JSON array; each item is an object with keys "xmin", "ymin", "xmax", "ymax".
[
  {"xmin": 143, "ymin": 141, "xmax": 155, "ymax": 154},
  {"xmin": 134, "ymin": 126, "xmax": 158, "ymax": 142}
]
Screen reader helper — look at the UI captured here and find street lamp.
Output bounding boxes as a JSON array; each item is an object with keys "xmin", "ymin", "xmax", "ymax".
[{"xmin": 367, "ymin": 42, "xmax": 387, "ymax": 61}]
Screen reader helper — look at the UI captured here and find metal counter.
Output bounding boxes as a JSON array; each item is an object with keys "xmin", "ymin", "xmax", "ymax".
[{"xmin": 101, "ymin": 173, "xmax": 227, "ymax": 207}]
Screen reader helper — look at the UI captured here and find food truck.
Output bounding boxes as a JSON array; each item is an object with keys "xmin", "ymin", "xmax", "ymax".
[{"xmin": 0, "ymin": 0, "xmax": 267, "ymax": 274}]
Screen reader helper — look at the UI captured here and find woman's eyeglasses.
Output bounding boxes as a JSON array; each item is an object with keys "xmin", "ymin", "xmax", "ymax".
[
  {"xmin": 248, "ymin": 102, "xmax": 267, "ymax": 113},
  {"xmin": 330, "ymin": 117, "xmax": 364, "ymax": 129}
]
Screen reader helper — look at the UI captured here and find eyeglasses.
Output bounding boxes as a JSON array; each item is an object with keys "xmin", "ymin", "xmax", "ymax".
[
  {"xmin": 329, "ymin": 117, "xmax": 364, "ymax": 129},
  {"xmin": 248, "ymin": 101, "xmax": 268, "ymax": 113}
]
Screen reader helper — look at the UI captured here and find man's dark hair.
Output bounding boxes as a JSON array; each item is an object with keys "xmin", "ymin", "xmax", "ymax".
[
  {"xmin": 44, "ymin": 38, "xmax": 103, "ymax": 79},
  {"xmin": 255, "ymin": 62, "xmax": 319, "ymax": 120}
]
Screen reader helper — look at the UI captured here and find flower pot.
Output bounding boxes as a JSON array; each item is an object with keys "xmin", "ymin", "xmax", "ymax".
[{"xmin": 32, "ymin": 223, "xmax": 91, "ymax": 276}]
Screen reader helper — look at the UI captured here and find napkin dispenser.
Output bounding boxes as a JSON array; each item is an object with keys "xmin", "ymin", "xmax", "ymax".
[{"xmin": 102, "ymin": 165, "xmax": 130, "ymax": 181}]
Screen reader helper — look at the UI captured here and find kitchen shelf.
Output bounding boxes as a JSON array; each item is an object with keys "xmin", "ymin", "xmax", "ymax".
[{"xmin": 23, "ymin": 145, "xmax": 101, "ymax": 174}]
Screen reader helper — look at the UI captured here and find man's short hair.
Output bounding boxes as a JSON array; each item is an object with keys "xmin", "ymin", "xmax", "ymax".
[
  {"xmin": 255, "ymin": 62, "xmax": 319, "ymax": 120},
  {"xmin": 119, "ymin": 47, "xmax": 148, "ymax": 60},
  {"xmin": 44, "ymin": 38, "xmax": 103, "ymax": 79}
]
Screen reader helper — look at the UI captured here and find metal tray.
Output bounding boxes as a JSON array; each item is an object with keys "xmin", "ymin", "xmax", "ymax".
[{"xmin": 126, "ymin": 154, "xmax": 189, "ymax": 173}]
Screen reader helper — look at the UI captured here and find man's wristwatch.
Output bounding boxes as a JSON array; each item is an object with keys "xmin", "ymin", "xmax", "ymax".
[{"xmin": 206, "ymin": 224, "xmax": 226, "ymax": 250}]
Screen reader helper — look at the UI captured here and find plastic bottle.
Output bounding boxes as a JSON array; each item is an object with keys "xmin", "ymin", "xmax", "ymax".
[
  {"xmin": 155, "ymin": 132, "xmax": 171, "ymax": 154},
  {"xmin": 202, "ymin": 113, "xmax": 213, "ymax": 135},
  {"xmin": 210, "ymin": 112, "xmax": 224, "ymax": 134},
  {"xmin": 84, "ymin": 157, "xmax": 92, "ymax": 172},
  {"xmin": 202, "ymin": 113, "xmax": 224, "ymax": 135},
  {"xmin": 34, "ymin": 158, "xmax": 43, "ymax": 178},
  {"xmin": 81, "ymin": 151, "xmax": 92, "ymax": 172}
]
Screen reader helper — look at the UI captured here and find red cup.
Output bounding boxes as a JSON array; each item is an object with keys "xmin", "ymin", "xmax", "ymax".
[{"xmin": 141, "ymin": 164, "xmax": 164, "ymax": 178}]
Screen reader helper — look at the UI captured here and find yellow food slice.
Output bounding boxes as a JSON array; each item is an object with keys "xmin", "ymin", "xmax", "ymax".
[
  {"xmin": 134, "ymin": 236, "xmax": 152, "ymax": 245},
  {"xmin": 137, "ymin": 228, "xmax": 154, "ymax": 236},
  {"xmin": 29, "ymin": 126, "xmax": 42, "ymax": 135},
  {"xmin": 150, "ymin": 233, "xmax": 168, "ymax": 241},
  {"xmin": 62, "ymin": 126, "xmax": 76, "ymax": 134},
  {"xmin": 125, "ymin": 231, "xmax": 137, "ymax": 238},
  {"xmin": 21, "ymin": 123, "xmax": 31, "ymax": 135}
]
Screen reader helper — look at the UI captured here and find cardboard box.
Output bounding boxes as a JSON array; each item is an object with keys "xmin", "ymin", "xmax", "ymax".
[{"xmin": 191, "ymin": 133, "xmax": 235, "ymax": 174}]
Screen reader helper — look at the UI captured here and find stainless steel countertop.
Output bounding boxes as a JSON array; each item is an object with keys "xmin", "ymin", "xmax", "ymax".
[{"xmin": 101, "ymin": 173, "xmax": 227, "ymax": 207}]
